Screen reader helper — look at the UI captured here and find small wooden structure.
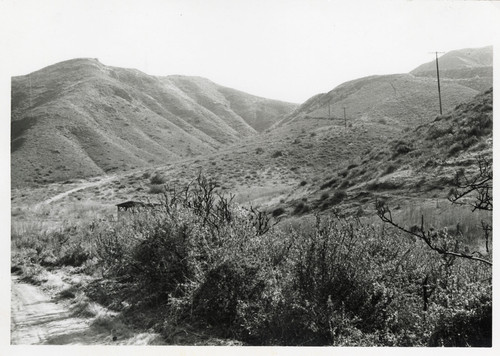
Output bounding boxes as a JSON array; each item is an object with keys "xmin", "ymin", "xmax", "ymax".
[{"xmin": 116, "ymin": 200, "xmax": 159, "ymax": 218}]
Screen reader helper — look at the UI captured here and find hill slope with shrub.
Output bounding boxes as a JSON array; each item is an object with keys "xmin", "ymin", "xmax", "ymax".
[
  {"xmin": 11, "ymin": 58, "xmax": 297, "ymax": 186},
  {"xmin": 288, "ymin": 87, "xmax": 492, "ymax": 226}
]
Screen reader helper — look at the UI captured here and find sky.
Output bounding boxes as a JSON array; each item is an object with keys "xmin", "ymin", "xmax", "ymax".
[{"xmin": 1, "ymin": 0, "xmax": 499, "ymax": 103}]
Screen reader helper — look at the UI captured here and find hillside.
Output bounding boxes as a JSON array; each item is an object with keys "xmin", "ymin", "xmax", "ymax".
[
  {"xmin": 274, "ymin": 73, "xmax": 481, "ymax": 130},
  {"xmin": 10, "ymin": 47, "xmax": 493, "ymax": 215},
  {"xmin": 11, "ymin": 58, "xmax": 297, "ymax": 187},
  {"xmin": 284, "ymin": 87, "xmax": 493, "ymax": 230},
  {"xmin": 411, "ymin": 46, "xmax": 493, "ymax": 92},
  {"xmin": 274, "ymin": 46, "xmax": 492, "ymax": 131},
  {"xmin": 412, "ymin": 46, "xmax": 492, "ymax": 73}
]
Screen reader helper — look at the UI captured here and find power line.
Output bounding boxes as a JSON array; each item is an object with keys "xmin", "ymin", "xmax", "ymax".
[{"xmin": 389, "ymin": 81, "xmax": 426, "ymax": 125}]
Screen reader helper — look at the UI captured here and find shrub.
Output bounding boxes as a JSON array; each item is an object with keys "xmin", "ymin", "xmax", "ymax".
[
  {"xmin": 272, "ymin": 150, "xmax": 283, "ymax": 158},
  {"xmin": 130, "ymin": 222, "xmax": 192, "ymax": 301},
  {"xmin": 462, "ymin": 135, "xmax": 479, "ymax": 149},
  {"xmin": 293, "ymin": 202, "xmax": 310, "ymax": 215},
  {"xmin": 320, "ymin": 178, "xmax": 338, "ymax": 190},
  {"xmin": 392, "ymin": 140, "xmax": 413, "ymax": 156},
  {"xmin": 366, "ymin": 179, "xmax": 400, "ymax": 190},
  {"xmin": 149, "ymin": 184, "xmax": 166, "ymax": 194},
  {"xmin": 384, "ymin": 164, "xmax": 397, "ymax": 175},
  {"xmin": 338, "ymin": 179, "xmax": 350, "ymax": 189},
  {"xmin": 429, "ymin": 298, "xmax": 492, "ymax": 347},
  {"xmin": 58, "ymin": 287, "xmax": 77, "ymax": 299},
  {"xmin": 150, "ymin": 172, "xmax": 167, "ymax": 185},
  {"xmin": 272, "ymin": 207, "xmax": 286, "ymax": 217},
  {"xmin": 192, "ymin": 260, "xmax": 265, "ymax": 328},
  {"xmin": 12, "ymin": 225, "xmax": 93, "ymax": 268},
  {"xmin": 331, "ymin": 190, "xmax": 347, "ymax": 204},
  {"xmin": 58, "ymin": 242, "xmax": 90, "ymax": 267},
  {"xmin": 338, "ymin": 170, "xmax": 348, "ymax": 178},
  {"xmin": 15, "ymin": 173, "xmax": 488, "ymax": 346},
  {"xmin": 448, "ymin": 142, "xmax": 463, "ymax": 156},
  {"xmin": 427, "ymin": 125, "xmax": 453, "ymax": 140}
]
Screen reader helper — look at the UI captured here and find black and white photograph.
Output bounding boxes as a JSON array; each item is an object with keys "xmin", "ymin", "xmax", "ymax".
[{"xmin": 1, "ymin": 0, "xmax": 498, "ymax": 353}]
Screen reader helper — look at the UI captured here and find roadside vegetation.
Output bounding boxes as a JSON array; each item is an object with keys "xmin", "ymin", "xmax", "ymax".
[{"xmin": 11, "ymin": 170, "xmax": 492, "ymax": 346}]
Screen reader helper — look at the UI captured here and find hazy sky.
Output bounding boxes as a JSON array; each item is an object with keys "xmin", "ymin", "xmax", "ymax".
[{"xmin": 1, "ymin": 0, "xmax": 499, "ymax": 103}]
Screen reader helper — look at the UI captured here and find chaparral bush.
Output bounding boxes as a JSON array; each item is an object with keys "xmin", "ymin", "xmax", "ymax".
[{"xmin": 12, "ymin": 173, "xmax": 491, "ymax": 346}]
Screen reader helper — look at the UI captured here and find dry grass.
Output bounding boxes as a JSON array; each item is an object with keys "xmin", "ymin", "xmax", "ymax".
[
  {"xmin": 392, "ymin": 199, "xmax": 491, "ymax": 245},
  {"xmin": 233, "ymin": 183, "xmax": 292, "ymax": 207},
  {"xmin": 12, "ymin": 200, "xmax": 116, "ymax": 241}
]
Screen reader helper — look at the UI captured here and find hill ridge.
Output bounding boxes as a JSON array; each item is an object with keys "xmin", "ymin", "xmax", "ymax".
[{"xmin": 11, "ymin": 58, "xmax": 297, "ymax": 186}]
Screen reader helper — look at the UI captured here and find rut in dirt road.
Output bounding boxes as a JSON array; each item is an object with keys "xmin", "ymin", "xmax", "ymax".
[
  {"xmin": 10, "ymin": 276, "xmax": 163, "ymax": 345},
  {"xmin": 11, "ymin": 275, "xmax": 111, "ymax": 345}
]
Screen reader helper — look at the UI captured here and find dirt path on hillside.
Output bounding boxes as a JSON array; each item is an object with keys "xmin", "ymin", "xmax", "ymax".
[
  {"xmin": 34, "ymin": 175, "xmax": 117, "ymax": 208},
  {"xmin": 10, "ymin": 275, "xmax": 163, "ymax": 345}
]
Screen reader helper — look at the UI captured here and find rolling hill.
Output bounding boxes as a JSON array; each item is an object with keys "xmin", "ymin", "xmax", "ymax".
[
  {"xmin": 11, "ymin": 58, "xmax": 297, "ymax": 187},
  {"xmin": 274, "ymin": 74, "xmax": 481, "ymax": 130},
  {"xmin": 91, "ymin": 46, "xmax": 491, "ymax": 212},
  {"xmin": 282, "ymin": 87, "xmax": 493, "ymax": 223},
  {"xmin": 412, "ymin": 46, "xmax": 492, "ymax": 73},
  {"xmin": 11, "ymin": 46, "xmax": 493, "ymax": 213},
  {"xmin": 411, "ymin": 46, "xmax": 493, "ymax": 92},
  {"xmin": 274, "ymin": 46, "xmax": 492, "ymax": 130}
]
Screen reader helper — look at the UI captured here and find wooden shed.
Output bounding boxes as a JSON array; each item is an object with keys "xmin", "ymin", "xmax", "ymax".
[{"xmin": 116, "ymin": 200, "xmax": 159, "ymax": 218}]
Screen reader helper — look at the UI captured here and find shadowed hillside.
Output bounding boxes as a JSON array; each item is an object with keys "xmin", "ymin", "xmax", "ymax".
[{"xmin": 11, "ymin": 58, "xmax": 297, "ymax": 186}]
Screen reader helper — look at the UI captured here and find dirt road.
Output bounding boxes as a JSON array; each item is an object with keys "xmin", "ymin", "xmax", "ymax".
[
  {"xmin": 34, "ymin": 174, "xmax": 117, "ymax": 208},
  {"xmin": 10, "ymin": 275, "xmax": 163, "ymax": 345}
]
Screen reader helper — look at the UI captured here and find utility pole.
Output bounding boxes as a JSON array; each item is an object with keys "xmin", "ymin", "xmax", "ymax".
[
  {"xmin": 431, "ymin": 51, "xmax": 445, "ymax": 115},
  {"xmin": 343, "ymin": 107, "xmax": 347, "ymax": 128},
  {"xmin": 29, "ymin": 74, "xmax": 32, "ymax": 108}
]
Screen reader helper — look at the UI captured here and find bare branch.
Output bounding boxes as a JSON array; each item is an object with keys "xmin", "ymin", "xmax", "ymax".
[
  {"xmin": 376, "ymin": 200, "xmax": 492, "ymax": 266},
  {"xmin": 448, "ymin": 155, "xmax": 492, "ymax": 211}
]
